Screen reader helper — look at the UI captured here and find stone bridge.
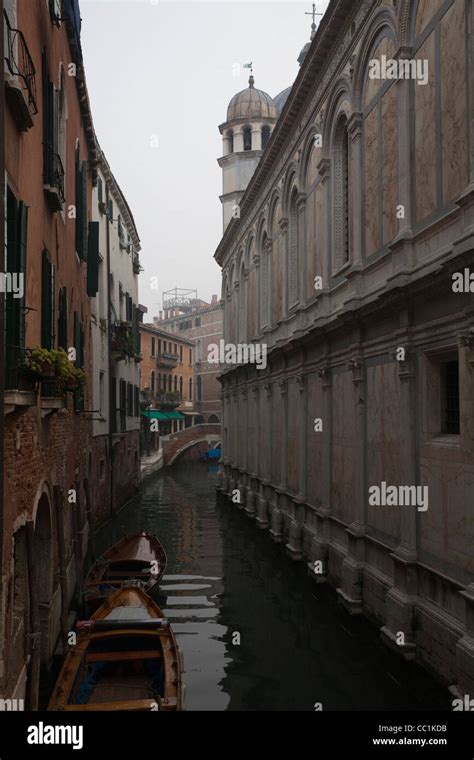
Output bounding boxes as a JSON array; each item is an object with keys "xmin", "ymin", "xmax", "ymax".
[{"xmin": 162, "ymin": 424, "xmax": 221, "ymax": 466}]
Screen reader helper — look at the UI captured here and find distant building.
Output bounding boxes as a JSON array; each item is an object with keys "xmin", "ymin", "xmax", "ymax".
[
  {"xmin": 154, "ymin": 291, "xmax": 223, "ymax": 424},
  {"xmin": 139, "ymin": 323, "xmax": 195, "ymax": 443}
]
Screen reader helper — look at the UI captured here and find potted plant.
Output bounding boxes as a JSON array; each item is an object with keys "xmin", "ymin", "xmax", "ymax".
[{"xmin": 24, "ymin": 347, "xmax": 59, "ymax": 379}]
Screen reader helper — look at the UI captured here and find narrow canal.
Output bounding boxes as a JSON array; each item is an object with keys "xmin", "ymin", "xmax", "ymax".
[{"xmin": 95, "ymin": 461, "xmax": 449, "ymax": 711}]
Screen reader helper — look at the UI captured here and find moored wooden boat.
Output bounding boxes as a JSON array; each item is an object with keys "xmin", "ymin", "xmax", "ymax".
[
  {"xmin": 84, "ymin": 533, "xmax": 167, "ymax": 614},
  {"xmin": 48, "ymin": 586, "xmax": 183, "ymax": 711}
]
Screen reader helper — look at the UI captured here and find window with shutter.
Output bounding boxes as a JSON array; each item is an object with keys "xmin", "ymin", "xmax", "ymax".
[
  {"xmin": 127, "ymin": 383, "xmax": 133, "ymax": 417},
  {"xmin": 5, "ymin": 190, "xmax": 24, "ymax": 388},
  {"xmin": 58, "ymin": 286, "xmax": 68, "ymax": 350},
  {"xmin": 41, "ymin": 250, "xmax": 55, "ymax": 349},
  {"xmin": 87, "ymin": 221, "xmax": 100, "ymax": 296},
  {"xmin": 119, "ymin": 379, "xmax": 126, "ymax": 431},
  {"xmin": 98, "ymin": 176, "xmax": 103, "ymax": 205},
  {"xmin": 75, "ymin": 146, "xmax": 82, "ymax": 256},
  {"xmin": 81, "ymin": 161, "xmax": 88, "ymax": 260},
  {"xmin": 134, "ymin": 385, "xmax": 139, "ymax": 417},
  {"xmin": 111, "ymin": 376, "xmax": 117, "ymax": 433}
]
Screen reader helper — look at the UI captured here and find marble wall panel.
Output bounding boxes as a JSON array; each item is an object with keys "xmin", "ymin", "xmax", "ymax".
[
  {"xmin": 381, "ymin": 83, "xmax": 399, "ymax": 245},
  {"xmin": 331, "ymin": 372, "xmax": 356, "ymax": 525},
  {"xmin": 366, "ymin": 363, "xmax": 402, "ymax": 542},
  {"xmin": 416, "ymin": 0, "xmax": 445, "ymax": 39},
  {"xmin": 441, "ymin": 0, "xmax": 468, "ymax": 204},
  {"xmin": 415, "ymin": 32, "xmax": 437, "ymax": 223},
  {"xmin": 364, "ymin": 106, "xmax": 380, "ymax": 256}
]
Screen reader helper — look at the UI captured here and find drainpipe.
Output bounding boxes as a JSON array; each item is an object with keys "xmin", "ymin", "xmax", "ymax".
[
  {"xmin": 0, "ymin": 11, "xmax": 5, "ymax": 696},
  {"xmin": 105, "ymin": 182, "xmax": 114, "ymax": 516}
]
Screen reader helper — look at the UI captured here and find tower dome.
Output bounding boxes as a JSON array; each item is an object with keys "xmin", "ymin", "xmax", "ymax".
[{"xmin": 226, "ymin": 76, "xmax": 277, "ymax": 121}]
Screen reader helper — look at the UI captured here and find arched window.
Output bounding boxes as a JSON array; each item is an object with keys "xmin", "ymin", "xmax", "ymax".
[
  {"xmin": 288, "ymin": 189, "xmax": 299, "ymax": 307},
  {"xmin": 196, "ymin": 339, "xmax": 202, "ymax": 363},
  {"xmin": 333, "ymin": 114, "xmax": 350, "ymax": 269},
  {"xmin": 227, "ymin": 130, "xmax": 234, "ymax": 153},
  {"xmin": 174, "ymin": 375, "xmax": 178, "ymax": 391},
  {"xmin": 189, "ymin": 377, "xmax": 193, "ymax": 401},
  {"xmin": 243, "ymin": 126, "xmax": 252, "ymax": 151},
  {"xmin": 261, "ymin": 125, "xmax": 271, "ymax": 150},
  {"xmin": 168, "ymin": 374, "xmax": 172, "ymax": 391},
  {"xmin": 196, "ymin": 375, "xmax": 202, "ymax": 402},
  {"xmin": 179, "ymin": 376, "xmax": 183, "ymax": 398},
  {"xmin": 157, "ymin": 372, "xmax": 162, "ymax": 391},
  {"xmin": 151, "ymin": 371, "xmax": 155, "ymax": 394},
  {"xmin": 208, "ymin": 414, "xmax": 220, "ymax": 423}
]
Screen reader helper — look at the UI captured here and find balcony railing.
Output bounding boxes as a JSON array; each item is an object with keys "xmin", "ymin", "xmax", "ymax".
[
  {"xmin": 4, "ymin": 11, "xmax": 38, "ymax": 115},
  {"xmin": 43, "ymin": 146, "xmax": 65, "ymax": 209},
  {"xmin": 156, "ymin": 352, "xmax": 178, "ymax": 369}
]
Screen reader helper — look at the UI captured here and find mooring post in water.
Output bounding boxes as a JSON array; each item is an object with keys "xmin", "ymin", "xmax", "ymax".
[
  {"xmin": 72, "ymin": 480, "xmax": 85, "ymax": 616},
  {"xmin": 26, "ymin": 519, "xmax": 41, "ymax": 711},
  {"xmin": 84, "ymin": 476, "xmax": 95, "ymax": 558},
  {"xmin": 53, "ymin": 485, "xmax": 69, "ymax": 648}
]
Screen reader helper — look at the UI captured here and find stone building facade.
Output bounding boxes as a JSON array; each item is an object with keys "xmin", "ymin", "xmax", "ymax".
[
  {"xmin": 3, "ymin": 0, "xmax": 97, "ymax": 704},
  {"xmin": 154, "ymin": 296, "xmax": 223, "ymax": 424},
  {"xmin": 215, "ymin": 0, "xmax": 474, "ymax": 696},
  {"xmin": 89, "ymin": 148, "xmax": 141, "ymax": 525}
]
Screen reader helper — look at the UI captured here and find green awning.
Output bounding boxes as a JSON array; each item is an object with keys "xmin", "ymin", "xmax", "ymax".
[
  {"xmin": 141, "ymin": 410, "xmax": 169, "ymax": 420},
  {"xmin": 141, "ymin": 410, "xmax": 184, "ymax": 420}
]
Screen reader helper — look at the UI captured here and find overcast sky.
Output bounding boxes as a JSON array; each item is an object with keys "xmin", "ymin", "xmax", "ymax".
[{"xmin": 80, "ymin": 0, "xmax": 329, "ymax": 318}]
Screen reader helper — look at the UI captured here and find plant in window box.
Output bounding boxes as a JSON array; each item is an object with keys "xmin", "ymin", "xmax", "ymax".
[{"xmin": 23, "ymin": 347, "xmax": 59, "ymax": 379}]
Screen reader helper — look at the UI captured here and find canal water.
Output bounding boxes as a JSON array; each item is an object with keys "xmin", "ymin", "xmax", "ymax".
[{"xmin": 95, "ymin": 461, "xmax": 449, "ymax": 711}]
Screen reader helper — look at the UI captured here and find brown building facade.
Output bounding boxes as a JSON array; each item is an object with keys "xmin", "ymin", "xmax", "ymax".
[{"xmin": 2, "ymin": 0, "xmax": 98, "ymax": 704}]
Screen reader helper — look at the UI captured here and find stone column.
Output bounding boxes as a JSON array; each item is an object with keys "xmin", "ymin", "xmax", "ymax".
[
  {"xmin": 395, "ymin": 45, "xmax": 414, "ymax": 237},
  {"xmin": 337, "ymin": 355, "xmax": 366, "ymax": 614},
  {"xmin": 381, "ymin": 343, "xmax": 418, "ymax": 659},
  {"xmin": 234, "ymin": 128, "xmax": 244, "ymax": 153},
  {"xmin": 279, "ymin": 218, "xmax": 289, "ymax": 318},
  {"xmin": 316, "ymin": 158, "xmax": 330, "ymax": 288},
  {"xmin": 252, "ymin": 124, "xmax": 262, "ymax": 151},
  {"xmin": 308, "ymin": 365, "xmax": 332, "ymax": 582},
  {"xmin": 287, "ymin": 372, "xmax": 306, "ymax": 561},
  {"xmin": 297, "ymin": 192, "xmax": 306, "ymax": 307},
  {"xmin": 347, "ymin": 112, "xmax": 363, "ymax": 268}
]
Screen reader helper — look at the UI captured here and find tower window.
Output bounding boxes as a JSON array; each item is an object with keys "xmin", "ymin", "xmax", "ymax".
[
  {"xmin": 243, "ymin": 126, "xmax": 252, "ymax": 151},
  {"xmin": 261, "ymin": 125, "xmax": 271, "ymax": 150},
  {"xmin": 228, "ymin": 131, "xmax": 234, "ymax": 153}
]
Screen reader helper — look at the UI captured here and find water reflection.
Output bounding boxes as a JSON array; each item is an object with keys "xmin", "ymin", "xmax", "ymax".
[{"xmin": 94, "ymin": 462, "xmax": 448, "ymax": 711}]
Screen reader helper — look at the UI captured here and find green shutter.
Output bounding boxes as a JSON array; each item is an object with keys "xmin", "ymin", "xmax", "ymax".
[
  {"xmin": 58, "ymin": 286, "xmax": 68, "ymax": 350},
  {"xmin": 6, "ymin": 192, "xmax": 19, "ymax": 387},
  {"xmin": 87, "ymin": 221, "xmax": 100, "ymax": 296},
  {"xmin": 107, "ymin": 199, "xmax": 113, "ymax": 222},
  {"xmin": 81, "ymin": 161, "xmax": 88, "ymax": 260},
  {"xmin": 98, "ymin": 177, "xmax": 103, "ymax": 205},
  {"xmin": 75, "ymin": 148, "xmax": 82, "ymax": 256},
  {"xmin": 41, "ymin": 250, "xmax": 53, "ymax": 349},
  {"xmin": 17, "ymin": 202, "xmax": 28, "ymax": 352},
  {"xmin": 73, "ymin": 311, "xmax": 79, "ymax": 363},
  {"xmin": 111, "ymin": 376, "xmax": 117, "ymax": 432}
]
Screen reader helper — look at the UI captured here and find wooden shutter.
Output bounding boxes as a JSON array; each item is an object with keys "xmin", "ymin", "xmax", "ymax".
[
  {"xmin": 42, "ymin": 51, "xmax": 54, "ymax": 185},
  {"xmin": 134, "ymin": 385, "xmax": 139, "ymax": 417},
  {"xmin": 81, "ymin": 161, "xmax": 88, "ymax": 260},
  {"xmin": 87, "ymin": 221, "xmax": 100, "ymax": 296},
  {"xmin": 75, "ymin": 148, "xmax": 82, "ymax": 256},
  {"xmin": 110, "ymin": 376, "xmax": 117, "ymax": 433},
  {"xmin": 73, "ymin": 311, "xmax": 80, "ymax": 364},
  {"xmin": 58, "ymin": 286, "xmax": 68, "ymax": 350},
  {"xmin": 17, "ymin": 202, "xmax": 28, "ymax": 351},
  {"xmin": 41, "ymin": 250, "xmax": 54, "ymax": 349},
  {"xmin": 98, "ymin": 177, "xmax": 103, "ymax": 204}
]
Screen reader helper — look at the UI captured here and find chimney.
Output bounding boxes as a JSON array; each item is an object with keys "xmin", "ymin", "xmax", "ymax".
[{"xmin": 211, "ymin": 294, "xmax": 218, "ymax": 305}]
